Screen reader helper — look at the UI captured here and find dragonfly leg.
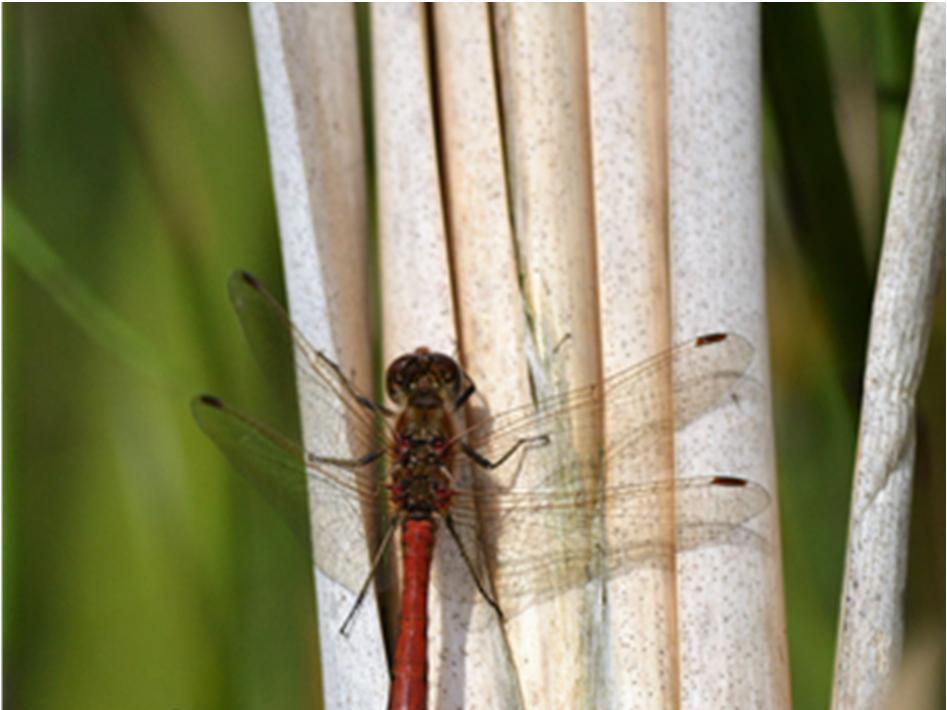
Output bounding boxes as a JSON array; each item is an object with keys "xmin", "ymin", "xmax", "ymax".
[
  {"xmin": 355, "ymin": 393, "xmax": 395, "ymax": 418},
  {"xmin": 316, "ymin": 350, "xmax": 396, "ymax": 418},
  {"xmin": 309, "ymin": 449, "xmax": 384, "ymax": 470},
  {"xmin": 443, "ymin": 514, "xmax": 504, "ymax": 621},
  {"xmin": 461, "ymin": 434, "xmax": 550, "ymax": 470},
  {"xmin": 453, "ymin": 373, "xmax": 477, "ymax": 411},
  {"xmin": 340, "ymin": 513, "xmax": 402, "ymax": 636}
]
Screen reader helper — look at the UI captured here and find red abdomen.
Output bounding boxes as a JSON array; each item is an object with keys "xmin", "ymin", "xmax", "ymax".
[{"xmin": 389, "ymin": 518, "xmax": 435, "ymax": 710}]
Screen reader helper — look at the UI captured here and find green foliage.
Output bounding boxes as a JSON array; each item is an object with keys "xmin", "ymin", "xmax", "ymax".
[
  {"xmin": 763, "ymin": 5, "xmax": 873, "ymax": 405},
  {"xmin": 4, "ymin": 6, "xmax": 318, "ymax": 709}
]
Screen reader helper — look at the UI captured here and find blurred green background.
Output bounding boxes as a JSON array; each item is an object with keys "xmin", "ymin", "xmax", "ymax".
[{"xmin": 3, "ymin": 5, "xmax": 942, "ymax": 710}]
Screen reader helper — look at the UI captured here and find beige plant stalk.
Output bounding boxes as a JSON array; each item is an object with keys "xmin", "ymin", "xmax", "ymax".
[
  {"xmin": 587, "ymin": 5, "xmax": 676, "ymax": 706},
  {"xmin": 667, "ymin": 6, "xmax": 788, "ymax": 708},
  {"xmin": 832, "ymin": 4, "xmax": 946, "ymax": 708},
  {"xmin": 252, "ymin": 3, "xmax": 788, "ymax": 708}
]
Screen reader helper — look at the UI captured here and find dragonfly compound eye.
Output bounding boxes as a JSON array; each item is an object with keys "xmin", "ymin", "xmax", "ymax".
[
  {"xmin": 386, "ymin": 354, "xmax": 417, "ymax": 404},
  {"xmin": 428, "ymin": 354, "xmax": 463, "ymax": 398}
]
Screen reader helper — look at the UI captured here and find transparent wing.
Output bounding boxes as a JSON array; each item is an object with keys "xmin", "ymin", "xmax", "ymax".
[
  {"xmin": 228, "ymin": 271, "xmax": 387, "ymax": 459},
  {"xmin": 438, "ymin": 333, "xmax": 764, "ymax": 614},
  {"xmin": 192, "ymin": 395, "xmax": 383, "ymax": 593},
  {"xmin": 197, "ymin": 293, "xmax": 767, "ymax": 618},
  {"xmin": 459, "ymin": 333, "xmax": 752, "ymax": 470},
  {"xmin": 445, "ymin": 472, "xmax": 768, "ymax": 615}
]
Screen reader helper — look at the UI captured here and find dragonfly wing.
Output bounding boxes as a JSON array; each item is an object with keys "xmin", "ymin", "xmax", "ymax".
[
  {"xmin": 447, "ymin": 471, "xmax": 769, "ymax": 617},
  {"xmin": 603, "ymin": 332, "xmax": 754, "ymax": 466},
  {"xmin": 443, "ymin": 332, "xmax": 760, "ymax": 613},
  {"xmin": 192, "ymin": 395, "xmax": 381, "ymax": 594},
  {"xmin": 228, "ymin": 271, "xmax": 384, "ymax": 456},
  {"xmin": 459, "ymin": 333, "xmax": 753, "ymax": 490}
]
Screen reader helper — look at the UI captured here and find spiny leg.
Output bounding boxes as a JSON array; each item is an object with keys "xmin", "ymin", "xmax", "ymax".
[
  {"xmin": 444, "ymin": 514, "xmax": 503, "ymax": 621},
  {"xmin": 309, "ymin": 449, "xmax": 384, "ymax": 471},
  {"xmin": 340, "ymin": 513, "xmax": 402, "ymax": 636},
  {"xmin": 316, "ymin": 350, "xmax": 396, "ymax": 418},
  {"xmin": 453, "ymin": 372, "xmax": 477, "ymax": 411},
  {"xmin": 461, "ymin": 434, "xmax": 550, "ymax": 470},
  {"xmin": 452, "ymin": 369, "xmax": 548, "ymax": 469}
]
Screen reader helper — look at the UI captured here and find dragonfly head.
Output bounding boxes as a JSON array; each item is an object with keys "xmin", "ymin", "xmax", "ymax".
[{"xmin": 386, "ymin": 348, "xmax": 463, "ymax": 409}]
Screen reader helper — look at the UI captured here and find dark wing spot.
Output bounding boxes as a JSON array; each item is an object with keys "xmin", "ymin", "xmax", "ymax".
[
  {"xmin": 696, "ymin": 332, "xmax": 728, "ymax": 346},
  {"xmin": 198, "ymin": 394, "xmax": 225, "ymax": 408},
  {"xmin": 711, "ymin": 475, "xmax": 747, "ymax": 487},
  {"xmin": 237, "ymin": 270, "xmax": 260, "ymax": 288}
]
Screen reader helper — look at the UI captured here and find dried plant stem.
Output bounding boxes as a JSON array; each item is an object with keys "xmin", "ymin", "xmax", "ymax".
[
  {"xmin": 252, "ymin": 4, "xmax": 790, "ymax": 707},
  {"xmin": 667, "ymin": 5, "xmax": 789, "ymax": 708},
  {"xmin": 832, "ymin": 4, "xmax": 945, "ymax": 708},
  {"xmin": 586, "ymin": 5, "xmax": 678, "ymax": 707},
  {"xmin": 491, "ymin": 4, "xmax": 600, "ymax": 707}
]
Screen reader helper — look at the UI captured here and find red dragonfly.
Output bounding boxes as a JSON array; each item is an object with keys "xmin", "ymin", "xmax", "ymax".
[{"xmin": 193, "ymin": 272, "xmax": 769, "ymax": 710}]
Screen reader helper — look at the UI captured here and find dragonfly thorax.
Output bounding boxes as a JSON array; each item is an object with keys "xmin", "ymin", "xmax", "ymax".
[{"xmin": 389, "ymin": 466, "xmax": 453, "ymax": 518}]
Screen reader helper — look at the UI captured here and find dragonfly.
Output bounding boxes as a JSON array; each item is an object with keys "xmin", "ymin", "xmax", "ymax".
[{"xmin": 193, "ymin": 271, "xmax": 770, "ymax": 710}]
